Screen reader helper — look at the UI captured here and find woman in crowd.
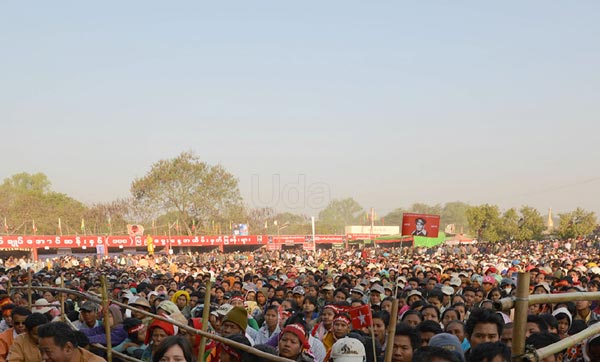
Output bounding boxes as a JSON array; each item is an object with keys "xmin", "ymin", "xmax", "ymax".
[
  {"xmin": 255, "ymin": 305, "xmax": 281, "ymax": 345},
  {"xmin": 152, "ymin": 335, "xmax": 195, "ymax": 362}
]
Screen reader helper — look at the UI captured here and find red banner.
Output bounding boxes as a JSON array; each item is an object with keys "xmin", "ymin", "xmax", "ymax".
[
  {"xmin": 347, "ymin": 304, "xmax": 372, "ymax": 329},
  {"xmin": 0, "ymin": 235, "xmax": 266, "ymax": 249},
  {"xmin": 401, "ymin": 213, "xmax": 440, "ymax": 238},
  {"xmin": 346, "ymin": 233, "xmax": 380, "ymax": 240}
]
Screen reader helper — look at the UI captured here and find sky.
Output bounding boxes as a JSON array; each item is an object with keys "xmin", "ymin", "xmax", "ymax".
[{"xmin": 1, "ymin": 2, "xmax": 599, "ymax": 218}]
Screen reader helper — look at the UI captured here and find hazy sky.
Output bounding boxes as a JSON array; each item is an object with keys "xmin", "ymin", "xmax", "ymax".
[{"xmin": 2, "ymin": 2, "xmax": 599, "ymax": 218}]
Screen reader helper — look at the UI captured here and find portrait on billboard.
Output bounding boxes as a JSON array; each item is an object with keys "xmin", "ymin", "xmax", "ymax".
[{"xmin": 401, "ymin": 213, "xmax": 440, "ymax": 238}]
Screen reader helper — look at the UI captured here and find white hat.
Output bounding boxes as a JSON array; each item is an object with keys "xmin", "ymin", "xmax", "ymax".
[
  {"xmin": 32, "ymin": 298, "xmax": 54, "ymax": 315},
  {"xmin": 331, "ymin": 337, "xmax": 366, "ymax": 362},
  {"xmin": 216, "ymin": 303, "xmax": 234, "ymax": 316}
]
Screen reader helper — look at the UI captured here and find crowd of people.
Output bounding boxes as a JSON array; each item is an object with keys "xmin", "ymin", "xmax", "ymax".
[{"xmin": 0, "ymin": 237, "xmax": 600, "ymax": 362}]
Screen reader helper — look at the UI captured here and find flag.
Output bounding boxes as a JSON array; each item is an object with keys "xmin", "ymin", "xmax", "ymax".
[
  {"xmin": 32, "ymin": 219, "xmax": 37, "ymax": 233},
  {"xmin": 107, "ymin": 215, "xmax": 112, "ymax": 229},
  {"xmin": 274, "ymin": 220, "xmax": 278, "ymax": 226},
  {"xmin": 81, "ymin": 218, "xmax": 85, "ymax": 232},
  {"xmin": 381, "ymin": 217, "xmax": 385, "ymax": 226},
  {"xmin": 192, "ymin": 219, "xmax": 196, "ymax": 231},
  {"xmin": 347, "ymin": 304, "xmax": 372, "ymax": 330},
  {"xmin": 4, "ymin": 217, "xmax": 8, "ymax": 232},
  {"xmin": 175, "ymin": 219, "xmax": 180, "ymax": 232},
  {"xmin": 264, "ymin": 220, "xmax": 268, "ymax": 229},
  {"xmin": 58, "ymin": 218, "xmax": 62, "ymax": 232}
]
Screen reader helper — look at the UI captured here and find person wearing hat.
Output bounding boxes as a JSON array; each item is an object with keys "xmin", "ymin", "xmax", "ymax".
[
  {"xmin": 330, "ymin": 337, "xmax": 366, "ymax": 362},
  {"xmin": 81, "ymin": 304, "xmax": 127, "ymax": 347},
  {"xmin": 141, "ymin": 318, "xmax": 177, "ymax": 361},
  {"xmin": 369, "ymin": 284, "xmax": 385, "ymax": 307},
  {"xmin": 429, "ymin": 333, "xmax": 466, "ymax": 362},
  {"xmin": 220, "ymin": 306, "xmax": 255, "ymax": 345},
  {"xmin": 129, "ymin": 297, "xmax": 153, "ymax": 326},
  {"xmin": 278, "ymin": 323, "xmax": 313, "ymax": 362},
  {"xmin": 323, "ymin": 313, "xmax": 352, "ymax": 358},
  {"xmin": 171, "ymin": 290, "xmax": 191, "ymax": 319},
  {"xmin": 552, "ymin": 307, "xmax": 572, "ymax": 339},
  {"xmin": 311, "ymin": 304, "xmax": 337, "ymax": 340},
  {"xmin": 74, "ymin": 301, "xmax": 101, "ymax": 331},
  {"xmin": 411, "ymin": 218, "xmax": 427, "ymax": 236}
]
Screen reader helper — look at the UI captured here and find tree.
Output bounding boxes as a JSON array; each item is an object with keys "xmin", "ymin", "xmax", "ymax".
[
  {"xmin": 271, "ymin": 212, "xmax": 311, "ymax": 235},
  {"xmin": 440, "ymin": 201, "xmax": 470, "ymax": 234},
  {"xmin": 383, "ymin": 208, "xmax": 408, "ymax": 227},
  {"xmin": 130, "ymin": 152, "xmax": 244, "ymax": 235},
  {"xmin": 557, "ymin": 208, "xmax": 597, "ymax": 239},
  {"xmin": 517, "ymin": 206, "xmax": 546, "ymax": 240},
  {"xmin": 318, "ymin": 198, "xmax": 364, "ymax": 234},
  {"xmin": 466, "ymin": 204, "xmax": 502, "ymax": 242},
  {"xmin": 499, "ymin": 208, "xmax": 520, "ymax": 240},
  {"xmin": 0, "ymin": 172, "xmax": 87, "ymax": 235}
]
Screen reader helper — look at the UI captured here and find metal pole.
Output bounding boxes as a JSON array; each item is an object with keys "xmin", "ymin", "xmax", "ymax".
[
  {"xmin": 100, "ymin": 276, "xmax": 112, "ymax": 362},
  {"xmin": 198, "ymin": 279, "xmax": 213, "ymax": 361},
  {"xmin": 384, "ymin": 299, "xmax": 399, "ymax": 362},
  {"xmin": 511, "ymin": 272, "xmax": 530, "ymax": 361}
]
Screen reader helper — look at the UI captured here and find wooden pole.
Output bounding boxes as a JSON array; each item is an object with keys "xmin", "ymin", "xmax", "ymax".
[
  {"xmin": 60, "ymin": 273, "xmax": 66, "ymax": 322},
  {"xmin": 384, "ymin": 299, "xmax": 399, "ymax": 362},
  {"xmin": 198, "ymin": 280, "xmax": 213, "ymax": 361},
  {"xmin": 511, "ymin": 272, "xmax": 530, "ymax": 361},
  {"xmin": 521, "ymin": 320, "xmax": 600, "ymax": 361},
  {"xmin": 12, "ymin": 285, "xmax": 295, "ymax": 362},
  {"xmin": 100, "ymin": 276, "xmax": 112, "ymax": 362},
  {"xmin": 27, "ymin": 269, "xmax": 32, "ymax": 307},
  {"xmin": 495, "ymin": 291, "xmax": 600, "ymax": 312}
]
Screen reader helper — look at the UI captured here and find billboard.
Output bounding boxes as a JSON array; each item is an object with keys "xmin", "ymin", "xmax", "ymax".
[
  {"xmin": 401, "ymin": 213, "xmax": 440, "ymax": 238},
  {"xmin": 232, "ymin": 224, "xmax": 249, "ymax": 236}
]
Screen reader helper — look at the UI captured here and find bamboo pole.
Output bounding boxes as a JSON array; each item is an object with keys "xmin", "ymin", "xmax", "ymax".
[
  {"xmin": 384, "ymin": 299, "xmax": 399, "ymax": 362},
  {"xmin": 27, "ymin": 269, "xmax": 32, "ymax": 307},
  {"xmin": 495, "ymin": 291, "xmax": 600, "ymax": 312},
  {"xmin": 100, "ymin": 276, "xmax": 112, "ymax": 362},
  {"xmin": 511, "ymin": 272, "xmax": 530, "ymax": 361},
  {"xmin": 60, "ymin": 273, "xmax": 66, "ymax": 322},
  {"xmin": 92, "ymin": 344, "xmax": 142, "ymax": 362},
  {"xmin": 198, "ymin": 280, "xmax": 213, "ymax": 361},
  {"xmin": 519, "ymin": 320, "xmax": 600, "ymax": 361},
  {"xmin": 13, "ymin": 285, "xmax": 294, "ymax": 362}
]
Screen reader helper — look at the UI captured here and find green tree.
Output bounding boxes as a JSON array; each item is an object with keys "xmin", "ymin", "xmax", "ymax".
[
  {"xmin": 466, "ymin": 204, "xmax": 502, "ymax": 242},
  {"xmin": 271, "ymin": 212, "xmax": 311, "ymax": 235},
  {"xmin": 517, "ymin": 206, "xmax": 546, "ymax": 240},
  {"xmin": 130, "ymin": 152, "xmax": 244, "ymax": 235},
  {"xmin": 0, "ymin": 172, "xmax": 87, "ymax": 235},
  {"xmin": 557, "ymin": 208, "xmax": 597, "ymax": 239},
  {"xmin": 440, "ymin": 201, "xmax": 470, "ymax": 233},
  {"xmin": 318, "ymin": 198, "xmax": 364, "ymax": 234},
  {"xmin": 383, "ymin": 208, "xmax": 408, "ymax": 227},
  {"xmin": 500, "ymin": 208, "xmax": 520, "ymax": 240}
]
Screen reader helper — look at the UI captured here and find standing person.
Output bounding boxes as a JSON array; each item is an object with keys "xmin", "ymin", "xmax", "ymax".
[
  {"xmin": 38, "ymin": 322, "xmax": 107, "ymax": 362},
  {"xmin": 6, "ymin": 312, "xmax": 46, "ymax": 362}
]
